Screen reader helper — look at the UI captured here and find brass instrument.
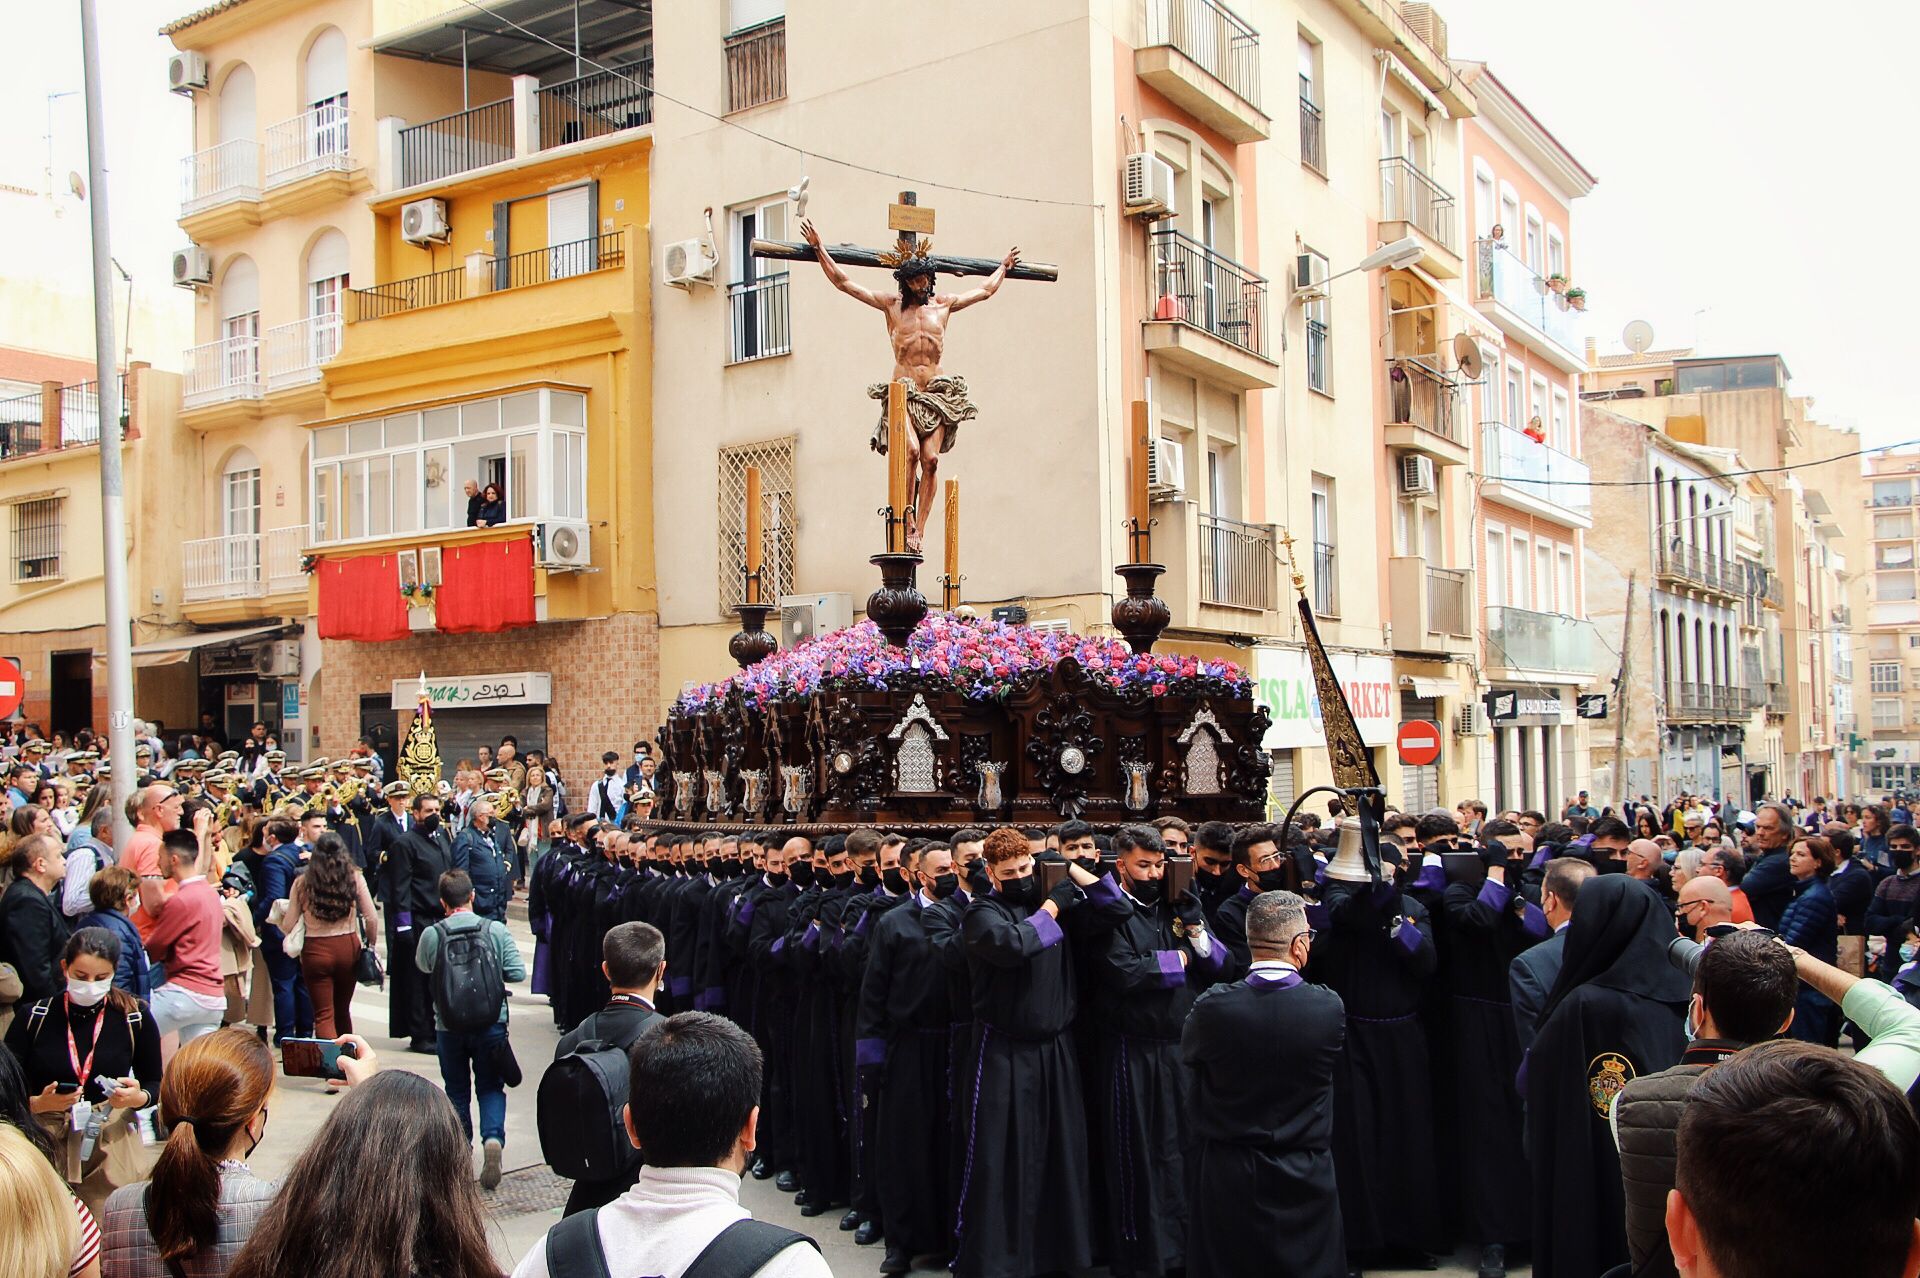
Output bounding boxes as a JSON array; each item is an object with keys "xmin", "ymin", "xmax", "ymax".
[{"xmin": 303, "ymin": 782, "xmax": 338, "ymax": 816}]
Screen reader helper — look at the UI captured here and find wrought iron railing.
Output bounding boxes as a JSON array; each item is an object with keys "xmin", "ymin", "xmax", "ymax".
[
  {"xmin": 1386, "ymin": 357, "xmax": 1460, "ymax": 442},
  {"xmin": 728, "ymin": 274, "xmax": 791, "ymax": 362},
  {"xmin": 1426, "ymin": 566, "xmax": 1472, "ymax": 637},
  {"xmin": 398, "ymin": 98, "xmax": 513, "ymax": 187},
  {"xmin": 1144, "ymin": 0, "xmax": 1262, "ymax": 108},
  {"xmin": 0, "ymin": 387, "xmax": 42, "ymax": 456},
  {"xmin": 725, "ymin": 19, "xmax": 786, "ymax": 112},
  {"xmin": 537, "ymin": 60, "xmax": 653, "ymax": 150},
  {"xmin": 349, "ymin": 266, "xmax": 465, "ymax": 321},
  {"xmin": 1148, "ymin": 227, "xmax": 1269, "ymax": 357},
  {"xmin": 1312, "ymin": 541, "xmax": 1337, "ymax": 616},
  {"xmin": 493, "ymin": 230, "xmax": 625, "ymax": 292},
  {"xmin": 1298, "ymin": 76, "xmax": 1324, "ymax": 170},
  {"xmin": 1379, "ymin": 156, "xmax": 1457, "ymax": 254},
  {"xmin": 1198, "ymin": 513, "xmax": 1275, "ymax": 610}
]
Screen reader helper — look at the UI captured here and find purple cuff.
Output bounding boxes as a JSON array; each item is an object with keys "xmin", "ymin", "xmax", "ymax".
[
  {"xmin": 1528, "ymin": 847, "xmax": 1551, "ymax": 870},
  {"xmin": 669, "ymin": 975, "xmax": 693, "ymax": 997},
  {"xmin": 855, "ymin": 1037, "xmax": 887, "ymax": 1070},
  {"xmin": 771, "ymin": 936, "xmax": 786, "ymax": 955},
  {"xmin": 1154, "ymin": 949, "xmax": 1186, "ymax": 988},
  {"xmin": 1412, "ymin": 864, "xmax": 1446, "ymax": 893},
  {"xmin": 800, "ymin": 927, "xmax": 820, "ymax": 952},
  {"xmin": 1084, "ymin": 873, "xmax": 1124, "ymax": 906},
  {"xmin": 1367, "ymin": 880, "xmax": 1400, "ymax": 912},
  {"xmin": 828, "ymin": 928, "xmax": 845, "ymax": 951},
  {"xmin": 1394, "ymin": 918, "xmax": 1424, "ymax": 956},
  {"xmin": 1304, "ymin": 901, "xmax": 1333, "ymax": 931},
  {"xmin": 1477, "ymin": 878, "xmax": 1513, "ymax": 911},
  {"xmin": 1191, "ymin": 939, "xmax": 1226, "ymax": 973},
  {"xmin": 734, "ymin": 898, "xmax": 755, "ymax": 926},
  {"xmin": 1026, "ymin": 908, "xmax": 1065, "ymax": 949},
  {"xmin": 1519, "ymin": 900, "xmax": 1551, "ymax": 940},
  {"xmin": 854, "ymin": 909, "xmax": 872, "ymax": 937}
]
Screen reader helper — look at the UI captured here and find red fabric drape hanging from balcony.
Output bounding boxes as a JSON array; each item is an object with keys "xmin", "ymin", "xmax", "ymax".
[
  {"xmin": 315, "ymin": 553, "xmax": 410, "ymax": 642},
  {"xmin": 436, "ymin": 537, "xmax": 536, "ymax": 634}
]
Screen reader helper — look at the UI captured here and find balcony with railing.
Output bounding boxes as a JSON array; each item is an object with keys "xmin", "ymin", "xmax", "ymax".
[
  {"xmin": 725, "ymin": 20, "xmax": 786, "ymax": 113},
  {"xmin": 1144, "ymin": 227, "xmax": 1275, "ymax": 388},
  {"xmin": 182, "ymin": 527, "xmax": 307, "ymax": 605},
  {"xmin": 537, "ymin": 60, "xmax": 654, "ymax": 149},
  {"xmin": 1384, "ymin": 357, "xmax": 1466, "ymax": 465},
  {"xmin": 1474, "ymin": 240, "xmax": 1585, "ymax": 371},
  {"xmin": 1655, "ymin": 541, "xmax": 1743, "ymax": 600},
  {"xmin": 1389, "ymin": 557, "xmax": 1474, "ymax": 656},
  {"xmin": 728, "ymin": 274, "xmax": 791, "ymax": 363},
  {"xmin": 347, "ymin": 230, "xmax": 625, "ymax": 323},
  {"xmin": 1378, "ymin": 156, "xmax": 1459, "ymax": 276},
  {"xmin": 1149, "ymin": 497, "xmax": 1284, "ymax": 635},
  {"xmin": 1479, "ymin": 422, "xmax": 1592, "ymax": 525},
  {"xmin": 263, "ymin": 314, "xmax": 342, "ymax": 393},
  {"xmin": 1198, "ymin": 513, "xmax": 1276, "ymax": 611},
  {"xmin": 0, "ymin": 377, "xmax": 128, "ymax": 459},
  {"xmin": 179, "ymin": 139, "xmax": 262, "ymax": 229},
  {"xmin": 183, "ymin": 335, "xmax": 262, "ymax": 411},
  {"xmin": 1486, "ymin": 605, "xmax": 1600, "ymax": 677},
  {"xmin": 1137, "ymin": 0, "xmax": 1268, "ymax": 143},
  {"xmin": 1298, "ymin": 75, "xmax": 1324, "ymax": 172},
  {"xmin": 263, "ymin": 103, "xmax": 359, "ymax": 210},
  {"xmin": 398, "ymin": 98, "xmax": 514, "ymax": 188}
]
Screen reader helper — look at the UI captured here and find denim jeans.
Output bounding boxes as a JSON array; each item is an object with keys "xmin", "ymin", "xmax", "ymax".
[{"xmin": 436, "ymin": 1021, "xmax": 508, "ymax": 1145}]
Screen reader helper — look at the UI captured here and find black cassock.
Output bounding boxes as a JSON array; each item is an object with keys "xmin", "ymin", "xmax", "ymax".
[
  {"xmin": 1181, "ymin": 970, "xmax": 1346, "ymax": 1278},
  {"xmin": 1307, "ymin": 878, "xmax": 1445, "ymax": 1257},
  {"xmin": 838, "ymin": 886, "xmax": 906, "ymax": 1226},
  {"xmin": 855, "ymin": 894, "xmax": 953, "ymax": 1257},
  {"xmin": 745, "ymin": 876, "xmax": 802, "ymax": 1172},
  {"xmin": 1090, "ymin": 887, "xmax": 1226, "ymax": 1278},
  {"xmin": 1524, "ymin": 876, "xmax": 1688, "ymax": 1278},
  {"xmin": 953, "ymin": 878, "xmax": 1129, "ymax": 1278}
]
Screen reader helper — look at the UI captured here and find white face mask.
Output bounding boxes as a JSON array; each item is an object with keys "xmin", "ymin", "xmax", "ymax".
[{"xmin": 67, "ymin": 977, "xmax": 112, "ymax": 1007}]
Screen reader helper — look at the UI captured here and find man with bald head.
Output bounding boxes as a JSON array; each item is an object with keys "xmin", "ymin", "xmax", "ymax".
[
  {"xmin": 1674, "ymin": 875, "xmax": 1734, "ymax": 944},
  {"xmin": 1625, "ymin": 840, "xmax": 1673, "ymax": 903},
  {"xmin": 121, "ymin": 781, "xmax": 185, "ymax": 940}
]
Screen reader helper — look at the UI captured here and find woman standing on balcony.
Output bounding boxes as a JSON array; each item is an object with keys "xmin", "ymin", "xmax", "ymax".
[{"xmin": 471, "ymin": 483, "xmax": 505, "ymax": 528}]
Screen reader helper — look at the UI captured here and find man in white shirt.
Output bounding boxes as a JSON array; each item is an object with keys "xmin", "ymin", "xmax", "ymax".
[{"xmin": 515, "ymin": 1012, "xmax": 829, "ymax": 1278}]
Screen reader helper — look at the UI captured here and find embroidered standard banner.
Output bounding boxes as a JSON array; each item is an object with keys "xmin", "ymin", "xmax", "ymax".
[
  {"xmin": 315, "ymin": 554, "xmax": 409, "ymax": 642},
  {"xmin": 436, "ymin": 538, "xmax": 536, "ymax": 634}
]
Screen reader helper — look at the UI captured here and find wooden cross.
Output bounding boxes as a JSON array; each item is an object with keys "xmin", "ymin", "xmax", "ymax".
[{"xmin": 750, "ymin": 189, "xmax": 1061, "ymax": 281}]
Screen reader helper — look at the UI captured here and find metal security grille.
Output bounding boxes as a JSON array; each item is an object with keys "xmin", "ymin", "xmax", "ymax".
[
  {"xmin": 12, "ymin": 498, "xmax": 61, "ymax": 582},
  {"xmin": 1267, "ymin": 749, "xmax": 1296, "ymax": 817},
  {"xmin": 717, "ymin": 437, "xmax": 796, "ymax": 612}
]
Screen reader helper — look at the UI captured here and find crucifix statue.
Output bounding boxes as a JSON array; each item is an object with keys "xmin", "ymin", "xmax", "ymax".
[{"xmin": 752, "ymin": 190, "xmax": 1058, "ymax": 553}]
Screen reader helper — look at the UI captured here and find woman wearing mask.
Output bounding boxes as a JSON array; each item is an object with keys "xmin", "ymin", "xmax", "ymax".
[
  {"xmin": 226, "ymin": 1070, "xmax": 497, "ymax": 1278},
  {"xmin": 4, "ymin": 929, "xmax": 163, "ymax": 1213},
  {"xmin": 283, "ymin": 834, "xmax": 377, "ymax": 1040},
  {"xmin": 98, "ymin": 1028, "xmax": 276, "ymax": 1278},
  {"xmin": 1779, "ymin": 836, "xmax": 1840, "ymax": 1047}
]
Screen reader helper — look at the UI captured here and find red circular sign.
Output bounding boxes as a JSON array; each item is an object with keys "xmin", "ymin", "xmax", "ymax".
[
  {"xmin": 1397, "ymin": 719, "xmax": 1441, "ymax": 767},
  {"xmin": 0, "ymin": 657, "xmax": 23, "ymax": 719}
]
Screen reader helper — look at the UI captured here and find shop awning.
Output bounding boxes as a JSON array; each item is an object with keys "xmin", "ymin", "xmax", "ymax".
[
  {"xmin": 1400, "ymin": 676, "xmax": 1453, "ymax": 700},
  {"xmin": 108, "ymin": 624, "xmax": 290, "ymax": 670}
]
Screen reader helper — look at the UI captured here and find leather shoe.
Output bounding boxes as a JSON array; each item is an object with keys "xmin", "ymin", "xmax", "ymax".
[
  {"xmin": 406, "ymin": 1037, "xmax": 437, "ymax": 1054},
  {"xmin": 749, "ymin": 1158, "xmax": 771, "ymax": 1180},
  {"xmin": 839, "ymin": 1210, "xmax": 861, "ymax": 1232},
  {"xmin": 878, "ymin": 1247, "xmax": 910, "ymax": 1275},
  {"xmin": 776, "ymin": 1171, "xmax": 798, "ymax": 1193},
  {"xmin": 798, "ymin": 1199, "xmax": 828, "ymax": 1218},
  {"xmin": 854, "ymin": 1220, "xmax": 883, "ymax": 1247},
  {"xmin": 793, "ymin": 1189, "xmax": 814, "ymax": 1209}
]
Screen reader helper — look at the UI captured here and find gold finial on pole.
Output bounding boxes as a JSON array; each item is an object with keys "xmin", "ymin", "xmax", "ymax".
[{"xmin": 1277, "ymin": 528, "xmax": 1306, "ymax": 595}]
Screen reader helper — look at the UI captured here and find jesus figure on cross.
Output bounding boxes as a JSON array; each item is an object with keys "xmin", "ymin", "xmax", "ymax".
[{"xmin": 799, "ymin": 218, "xmax": 1019, "ymax": 553}]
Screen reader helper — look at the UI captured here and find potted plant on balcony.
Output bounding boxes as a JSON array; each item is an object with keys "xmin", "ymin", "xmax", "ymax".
[
  {"xmin": 1546, "ymin": 272, "xmax": 1569, "ymax": 294},
  {"xmin": 1565, "ymin": 286, "xmax": 1587, "ymax": 311}
]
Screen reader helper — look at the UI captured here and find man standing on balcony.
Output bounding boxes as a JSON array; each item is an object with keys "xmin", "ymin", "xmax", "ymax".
[{"xmin": 797, "ymin": 218, "xmax": 1018, "ymax": 554}]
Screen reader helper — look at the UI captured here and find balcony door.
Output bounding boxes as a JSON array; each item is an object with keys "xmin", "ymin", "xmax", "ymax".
[
  {"xmin": 305, "ymin": 27, "xmax": 349, "ymax": 158},
  {"xmin": 220, "ymin": 256, "xmax": 260, "ymax": 387},
  {"xmin": 548, "ymin": 183, "xmax": 595, "ymax": 280},
  {"xmin": 223, "ymin": 453, "xmax": 261, "ymax": 587}
]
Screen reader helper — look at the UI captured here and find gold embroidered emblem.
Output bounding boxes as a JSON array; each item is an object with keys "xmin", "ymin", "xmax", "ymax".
[{"xmin": 1588, "ymin": 1052, "xmax": 1635, "ymax": 1118}]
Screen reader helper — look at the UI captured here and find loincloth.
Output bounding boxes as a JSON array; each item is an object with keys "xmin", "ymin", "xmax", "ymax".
[{"xmin": 868, "ymin": 375, "xmax": 977, "ymax": 456}]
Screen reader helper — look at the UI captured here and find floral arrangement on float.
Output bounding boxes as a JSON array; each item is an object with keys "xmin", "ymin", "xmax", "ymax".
[{"xmin": 672, "ymin": 613, "xmax": 1248, "ymax": 716}]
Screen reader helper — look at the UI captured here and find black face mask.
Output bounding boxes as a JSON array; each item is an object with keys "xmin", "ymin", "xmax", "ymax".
[
  {"xmin": 765, "ymin": 870, "xmax": 789, "ymax": 887},
  {"xmin": 965, "ymin": 860, "xmax": 992, "ymax": 892},
  {"xmin": 1255, "ymin": 867, "xmax": 1292, "ymax": 893},
  {"xmin": 1195, "ymin": 867, "xmax": 1232, "ymax": 900},
  {"xmin": 1127, "ymin": 876, "xmax": 1162, "ymax": 905},
  {"xmin": 883, "ymin": 868, "xmax": 909, "ymax": 894},
  {"xmin": 790, "ymin": 863, "xmax": 816, "ymax": 888},
  {"xmin": 1594, "ymin": 858, "xmax": 1628, "ymax": 875},
  {"xmin": 833, "ymin": 870, "xmax": 856, "ymax": 890},
  {"xmin": 859, "ymin": 864, "xmax": 881, "ymax": 888},
  {"xmin": 1895, "ymin": 849, "xmax": 1916, "ymax": 872},
  {"xmin": 417, "ymin": 813, "xmax": 441, "ymax": 834},
  {"xmin": 929, "ymin": 872, "xmax": 958, "ymax": 899},
  {"xmin": 998, "ymin": 873, "xmax": 1044, "ymax": 911}
]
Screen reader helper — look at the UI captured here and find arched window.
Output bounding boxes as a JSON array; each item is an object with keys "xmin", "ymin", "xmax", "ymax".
[
  {"xmin": 217, "ymin": 64, "xmax": 255, "ymax": 144},
  {"xmin": 305, "ymin": 229, "xmax": 349, "ymax": 358},
  {"xmin": 1654, "ymin": 466, "xmax": 1666, "ymax": 528},
  {"xmin": 303, "ymin": 28, "xmax": 349, "ymax": 157},
  {"xmin": 1660, "ymin": 610, "xmax": 1673, "ymax": 687}
]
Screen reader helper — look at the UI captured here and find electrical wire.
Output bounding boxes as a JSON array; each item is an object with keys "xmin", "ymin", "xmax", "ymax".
[{"xmin": 1469, "ymin": 437, "xmax": 1917, "ymax": 488}]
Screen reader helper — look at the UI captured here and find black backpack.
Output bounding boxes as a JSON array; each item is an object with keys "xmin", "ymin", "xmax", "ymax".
[
  {"xmin": 428, "ymin": 920, "xmax": 505, "ymax": 1034},
  {"xmin": 538, "ymin": 1037, "xmax": 639, "ymax": 1182},
  {"xmin": 546, "ymin": 1212, "xmax": 815, "ymax": 1278}
]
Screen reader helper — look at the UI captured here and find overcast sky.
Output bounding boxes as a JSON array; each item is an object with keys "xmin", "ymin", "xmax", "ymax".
[{"xmin": 7, "ymin": 2, "xmax": 1915, "ymax": 447}]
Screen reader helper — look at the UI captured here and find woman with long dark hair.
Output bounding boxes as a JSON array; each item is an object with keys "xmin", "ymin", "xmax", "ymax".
[
  {"xmin": 284, "ymin": 833, "xmax": 377, "ymax": 1039},
  {"xmin": 227, "ymin": 1072, "xmax": 498, "ymax": 1278},
  {"xmin": 99, "ymin": 1028, "xmax": 275, "ymax": 1277}
]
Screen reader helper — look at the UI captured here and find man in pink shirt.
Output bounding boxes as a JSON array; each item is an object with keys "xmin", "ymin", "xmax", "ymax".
[
  {"xmin": 143, "ymin": 827, "xmax": 227, "ymax": 1046},
  {"xmin": 122, "ymin": 784, "xmax": 182, "ymax": 942}
]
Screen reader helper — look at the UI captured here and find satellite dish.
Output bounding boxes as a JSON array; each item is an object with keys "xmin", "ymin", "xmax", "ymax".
[
  {"xmin": 67, "ymin": 172, "xmax": 86, "ymax": 201},
  {"xmin": 1452, "ymin": 331, "xmax": 1483, "ymax": 379},
  {"xmin": 1623, "ymin": 319, "xmax": 1655, "ymax": 355}
]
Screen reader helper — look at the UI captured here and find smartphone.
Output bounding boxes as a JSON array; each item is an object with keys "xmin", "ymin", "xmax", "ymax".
[
  {"xmin": 1165, "ymin": 856, "xmax": 1193, "ymax": 899},
  {"xmin": 55, "ymin": 1082, "xmax": 81, "ymax": 1094},
  {"xmin": 282, "ymin": 1037, "xmax": 356, "ymax": 1081}
]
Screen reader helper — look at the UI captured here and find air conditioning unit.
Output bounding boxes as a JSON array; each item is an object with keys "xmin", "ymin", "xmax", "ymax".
[
  {"xmin": 1398, "ymin": 453, "xmax": 1436, "ymax": 497},
  {"xmin": 168, "ymin": 52, "xmax": 209, "ymax": 94},
  {"xmin": 1123, "ymin": 153, "xmax": 1176, "ymax": 218},
  {"xmin": 253, "ymin": 641, "xmax": 300, "ymax": 678},
  {"xmin": 400, "ymin": 198, "xmax": 450, "ymax": 246},
  {"xmin": 781, "ymin": 592, "xmax": 854, "ymax": 647},
  {"xmin": 663, "ymin": 237, "xmax": 718, "ymax": 288},
  {"xmin": 1456, "ymin": 703, "xmax": 1482, "ymax": 737},
  {"xmin": 1147, "ymin": 436, "xmax": 1185, "ymax": 494},
  {"xmin": 536, "ymin": 522, "xmax": 592, "ymax": 569},
  {"xmin": 171, "ymin": 245, "xmax": 212, "ymax": 288}
]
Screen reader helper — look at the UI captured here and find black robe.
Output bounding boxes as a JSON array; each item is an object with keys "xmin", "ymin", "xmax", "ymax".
[
  {"xmin": 921, "ymin": 888, "xmax": 978, "ymax": 1229},
  {"xmin": 952, "ymin": 877, "xmax": 1129, "ymax": 1278},
  {"xmin": 838, "ymin": 886, "xmax": 906, "ymax": 1222},
  {"xmin": 745, "ymin": 876, "xmax": 802, "ymax": 1171},
  {"xmin": 1524, "ymin": 876, "xmax": 1689, "ymax": 1278},
  {"xmin": 1181, "ymin": 971, "xmax": 1347, "ymax": 1278}
]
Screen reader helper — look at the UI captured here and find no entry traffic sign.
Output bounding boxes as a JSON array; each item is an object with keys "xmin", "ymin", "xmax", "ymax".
[
  {"xmin": 1397, "ymin": 718, "xmax": 1441, "ymax": 767},
  {"xmin": 0, "ymin": 656, "xmax": 23, "ymax": 719}
]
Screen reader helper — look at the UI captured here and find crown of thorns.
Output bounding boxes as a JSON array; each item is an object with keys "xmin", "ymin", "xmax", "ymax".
[{"xmin": 881, "ymin": 240, "xmax": 937, "ymax": 283}]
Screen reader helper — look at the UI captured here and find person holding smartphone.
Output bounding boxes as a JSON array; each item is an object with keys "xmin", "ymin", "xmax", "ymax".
[{"xmin": 4, "ymin": 928, "xmax": 162, "ymax": 1213}]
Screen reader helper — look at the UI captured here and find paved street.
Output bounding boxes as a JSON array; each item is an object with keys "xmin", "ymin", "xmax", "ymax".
[{"xmin": 232, "ymin": 903, "xmax": 1523, "ymax": 1277}]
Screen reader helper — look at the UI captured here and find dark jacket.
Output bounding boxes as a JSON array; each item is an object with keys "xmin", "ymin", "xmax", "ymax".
[
  {"xmin": 1740, "ymin": 847, "xmax": 1796, "ymax": 928},
  {"xmin": 388, "ymin": 825, "xmax": 456, "ymax": 921},
  {"xmin": 556, "ymin": 993, "xmax": 660, "ymax": 1058},
  {"xmin": 1613, "ymin": 1041, "xmax": 1743, "ymax": 1278},
  {"xmin": 453, "ymin": 820, "xmax": 515, "ymax": 920},
  {"xmin": 78, "ymin": 909, "xmax": 150, "ymax": 999},
  {"xmin": 1510, "ymin": 926, "xmax": 1569, "ymax": 1058},
  {"xmin": 0, "ymin": 877, "xmax": 70, "ymax": 1002},
  {"xmin": 472, "ymin": 497, "xmax": 506, "ymax": 527}
]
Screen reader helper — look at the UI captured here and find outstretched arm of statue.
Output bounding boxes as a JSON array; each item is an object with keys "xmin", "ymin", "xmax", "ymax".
[
  {"xmin": 800, "ymin": 219, "xmax": 890, "ymax": 310},
  {"xmin": 948, "ymin": 247, "xmax": 1020, "ymax": 312}
]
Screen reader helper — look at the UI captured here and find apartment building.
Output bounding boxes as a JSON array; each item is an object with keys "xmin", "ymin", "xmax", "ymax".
[
  {"xmin": 164, "ymin": 0, "xmax": 659, "ymax": 766},
  {"xmin": 1452, "ymin": 60, "xmax": 1599, "ymax": 815},
  {"xmin": 1864, "ymin": 450, "xmax": 1920, "ymax": 792}
]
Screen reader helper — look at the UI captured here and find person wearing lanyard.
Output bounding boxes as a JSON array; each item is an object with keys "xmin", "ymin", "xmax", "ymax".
[{"xmin": 4, "ymin": 927, "xmax": 163, "ymax": 1213}]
